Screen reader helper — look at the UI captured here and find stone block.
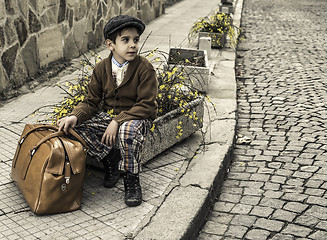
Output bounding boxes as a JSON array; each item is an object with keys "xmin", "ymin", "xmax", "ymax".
[
  {"xmin": 0, "ymin": 64, "xmax": 10, "ymax": 93},
  {"xmin": 58, "ymin": 0, "xmax": 66, "ymax": 23},
  {"xmin": 63, "ymin": 33, "xmax": 80, "ymax": 60},
  {"xmin": 96, "ymin": 2, "xmax": 102, "ymax": 22},
  {"xmin": 86, "ymin": 0, "xmax": 93, "ymax": 11},
  {"xmin": 139, "ymin": 1, "xmax": 155, "ymax": 23},
  {"xmin": 61, "ymin": 22, "xmax": 69, "ymax": 36},
  {"xmin": 29, "ymin": 0, "xmax": 37, "ymax": 11},
  {"xmin": 38, "ymin": 0, "xmax": 59, "ymax": 14},
  {"xmin": 5, "ymin": 17, "xmax": 18, "ymax": 45},
  {"xmin": 21, "ymin": 35, "xmax": 39, "ymax": 76},
  {"xmin": 66, "ymin": 0, "xmax": 75, "ymax": 7},
  {"xmin": 18, "ymin": 0, "xmax": 29, "ymax": 18},
  {"xmin": 4, "ymin": 0, "xmax": 17, "ymax": 14},
  {"xmin": 101, "ymin": 2, "xmax": 108, "ymax": 19},
  {"xmin": 38, "ymin": 26, "xmax": 63, "ymax": 67},
  {"xmin": 0, "ymin": 26, "xmax": 5, "ymax": 48},
  {"xmin": 95, "ymin": 20, "xmax": 104, "ymax": 46},
  {"xmin": 125, "ymin": 0, "xmax": 133, "ymax": 9},
  {"xmin": 74, "ymin": 0, "xmax": 87, "ymax": 21},
  {"xmin": 110, "ymin": 0, "xmax": 120, "ymax": 17},
  {"xmin": 14, "ymin": 16, "xmax": 28, "ymax": 46},
  {"xmin": 0, "ymin": 1, "xmax": 6, "ymax": 19},
  {"xmin": 87, "ymin": 31, "xmax": 96, "ymax": 49},
  {"xmin": 29, "ymin": 9, "xmax": 41, "ymax": 33},
  {"xmin": 122, "ymin": 7, "xmax": 138, "ymax": 19},
  {"xmin": 86, "ymin": 0, "xmax": 97, "ymax": 18},
  {"xmin": 40, "ymin": 5, "xmax": 58, "ymax": 27},
  {"xmin": 10, "ymin": 53, "xmax": 28, "ymax": 88},
  {"xmin": 68, "ymin": 9, "xmax": 73, "ymax": 28},
  {"xmin": 72, "ymin": 17, "xmax": 89, "ymax": 53},
  {"xmin": 1, "ymin": 43, "xmax": 19, "ymax": 77}
]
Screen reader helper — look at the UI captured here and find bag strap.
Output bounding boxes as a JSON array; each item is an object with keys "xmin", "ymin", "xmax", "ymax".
[
  {"xmin": 19, "ymin": 124, "xmax": 88, "ymax": 149},
  {"xmin": 29, "ymin": 131, "xmax": 65, "ymax": 156}
]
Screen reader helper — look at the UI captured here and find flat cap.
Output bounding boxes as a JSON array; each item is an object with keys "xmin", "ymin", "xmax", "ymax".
[{"xmin": 103, "ymin": 15, "xmax": 145, "ymax": 39}]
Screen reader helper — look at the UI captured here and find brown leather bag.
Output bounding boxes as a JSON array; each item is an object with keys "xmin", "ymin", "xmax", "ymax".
[{"xmin": 11, "ymin": 124, "xmax": 88, "ymax": 215}]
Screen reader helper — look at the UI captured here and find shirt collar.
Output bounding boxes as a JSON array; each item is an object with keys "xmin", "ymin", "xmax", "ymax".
[{"xmin": 112, "ymin": 56, "xmax": 129, "ymax": 68}]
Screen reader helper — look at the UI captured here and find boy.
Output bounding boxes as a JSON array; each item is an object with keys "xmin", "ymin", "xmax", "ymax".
[{"xmin": 57, "ymin": 15, "xmax": 158, "ymax": 207}]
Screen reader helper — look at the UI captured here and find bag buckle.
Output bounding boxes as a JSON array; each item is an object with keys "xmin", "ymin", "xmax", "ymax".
[
  {"xmin": 65, "ymin": 177, "xmax": 70, "ymax": 184},
  {"xmin": 64, "ymin": 162, "xmax": 71, "ymax": 185}
]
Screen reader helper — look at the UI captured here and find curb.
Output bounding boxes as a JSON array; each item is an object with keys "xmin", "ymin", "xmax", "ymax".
[{"xmin": 134, "ymin": 0, "xmax": 244, "ymax": 239}]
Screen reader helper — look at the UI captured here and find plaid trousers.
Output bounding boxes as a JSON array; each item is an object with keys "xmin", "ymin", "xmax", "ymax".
[{"xmin": 74, "ymin": 112, "xmax": 151, "ymax": 174}]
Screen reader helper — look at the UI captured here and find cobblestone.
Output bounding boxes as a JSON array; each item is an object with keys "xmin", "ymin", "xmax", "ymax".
[
  {"xmin": 198, "ymin": 0, "xmax": 327, "ymax": 238},
  {"xmin": 245, "ymin": 229, "xmax": 270, "ymax": 240},
  {"xmin": 272, "ymin": 209, "xmax": 297, "ymax": 223},
  {"xmin": 282, "ymin": 224, "xmax": 312, "ymax": 238},
  {"xmin": 283, "ymin": 202, "xmax": 308, "ymax": 213},
  {"xmin": 253, "ymin": 218, "xmax": 284, "ymax": 232}
]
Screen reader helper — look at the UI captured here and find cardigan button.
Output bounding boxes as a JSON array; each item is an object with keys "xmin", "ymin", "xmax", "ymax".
[
  {"xmin": 114, "ymin": 89, "xmax": 118, "ymax": 94},
  {"xmin": 116, "ymin": 97, "xmax": 119, "ymax": 101}
]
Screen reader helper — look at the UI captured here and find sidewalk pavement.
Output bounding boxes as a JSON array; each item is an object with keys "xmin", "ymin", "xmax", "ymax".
[{"xmin": 0, "ymin": 0, "xmax": 243, "ymax": 239}]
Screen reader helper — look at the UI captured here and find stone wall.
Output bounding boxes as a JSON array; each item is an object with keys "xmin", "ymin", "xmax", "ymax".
[{"xmin": 0, "ymin": 0, "xmax": 178, "ymax": 99}]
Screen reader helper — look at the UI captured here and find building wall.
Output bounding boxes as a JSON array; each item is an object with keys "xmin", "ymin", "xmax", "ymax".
[{"xmin": 0, "ymin": 0, "xmax": 178, "ymax": 99}]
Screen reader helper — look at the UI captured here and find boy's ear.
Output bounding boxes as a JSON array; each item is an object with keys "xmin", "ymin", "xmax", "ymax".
[{"xmin": 105, "ymin": 39, "xmax": 114, "ymax": 51}]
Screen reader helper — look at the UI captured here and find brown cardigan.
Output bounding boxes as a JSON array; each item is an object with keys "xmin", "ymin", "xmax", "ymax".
[{"xmin": 71, "ymin": 53, "xmax": 158, "ymax": 125}]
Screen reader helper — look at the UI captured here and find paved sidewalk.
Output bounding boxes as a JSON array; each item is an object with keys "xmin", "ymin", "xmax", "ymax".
[{"xmin": 0, "ymin": 0, "xmax": 241, "ymax": 239}]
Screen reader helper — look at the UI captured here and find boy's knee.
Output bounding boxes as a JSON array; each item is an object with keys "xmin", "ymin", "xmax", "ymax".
[{"xmin": 118, "ymin": 120, "xmax": 144, "ymax": 144}]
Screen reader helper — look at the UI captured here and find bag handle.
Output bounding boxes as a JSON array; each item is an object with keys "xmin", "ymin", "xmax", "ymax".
[
  {"xmin": 29, "ymin": 131, "xmax": 65, "ymax": 156},
  {"xmin": 19, "ymin": 124, "xmax": 88, "ymax": 149},
  {"xmin": 22, "ymin": 128, "xmax": 87, "ymax": 180}
]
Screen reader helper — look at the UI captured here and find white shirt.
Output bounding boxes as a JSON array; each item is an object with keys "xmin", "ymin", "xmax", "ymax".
[{"xmin": 111, "ymin": 57, "xmax": 129, "ymax": 87}]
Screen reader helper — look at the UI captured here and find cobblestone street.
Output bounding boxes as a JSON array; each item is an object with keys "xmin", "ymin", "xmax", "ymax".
[{"xmin": 198, "ymin": 0, "xmax": 327, "ymax": 239}]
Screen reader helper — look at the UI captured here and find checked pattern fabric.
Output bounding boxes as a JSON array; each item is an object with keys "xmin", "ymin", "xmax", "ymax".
[{"xmin": 74, "ymin": 112, "xmax": 151, "ymax": 174}]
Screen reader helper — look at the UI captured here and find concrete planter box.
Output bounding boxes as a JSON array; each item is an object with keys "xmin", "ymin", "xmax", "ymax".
[
  {"xmin": 199, "ymin": 32, "xmax": 227, "ymax": 48},
  {"xmin": 86, "ymin": 96, "xmax": 204, "ymax": 168},
  {"xmin": 219, "ymin": 4, "xmax": 234, "ymax": 14},
  {"xmin": 168, "ymin": 48, "xmax": 210, "ymax": 92},
  {"xmin": 221, "ymin": 0, "xmax": 233, "ymax": 4}
]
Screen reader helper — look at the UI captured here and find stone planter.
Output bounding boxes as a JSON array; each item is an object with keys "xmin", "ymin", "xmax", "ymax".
[
  {"xmin": 198, "ymin": 32, "xmax": 227, "ymax": 48},
  {"xmin": 168, "ymin": 48, "xmax": 210, "ymax": 92},
  {"xmin": 86, "ymin": 96, "xmax": 204, "ymax": 168},
  {"xmin": 221, "ymin": 0, "xmax": 233, "ymax": 4},
  {"xmin": 219, "ymin": 4, "xmax": 234, "ymax": 14}
]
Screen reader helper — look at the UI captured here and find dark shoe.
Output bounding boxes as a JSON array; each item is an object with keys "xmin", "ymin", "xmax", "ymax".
[
  {"xmin": 102, "ymin": 149, "xmax": 121, "ymax": 188},
  {"xmin": 123, "ymin": 172, "xmax": 142, "ymax": 206}
]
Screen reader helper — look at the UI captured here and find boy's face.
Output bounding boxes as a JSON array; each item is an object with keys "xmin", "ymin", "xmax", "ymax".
[{"xmin": 105, "ymin": 27, "xmax": 140, "ymax": 64}]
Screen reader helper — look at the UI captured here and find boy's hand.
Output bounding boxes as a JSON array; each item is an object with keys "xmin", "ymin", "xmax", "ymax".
[
  {"xmin": 101, "ymin": 120, "xmax": 119, "ymax": 147},
  {"xmin": 57, "ymin": 116, "xmax": 78, "ymax": 134}
]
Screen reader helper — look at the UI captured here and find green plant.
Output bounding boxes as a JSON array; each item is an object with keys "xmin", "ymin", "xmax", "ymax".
[{"xmin": 188, "ymin": 10, "xmax": 242, "ymax": 48}]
